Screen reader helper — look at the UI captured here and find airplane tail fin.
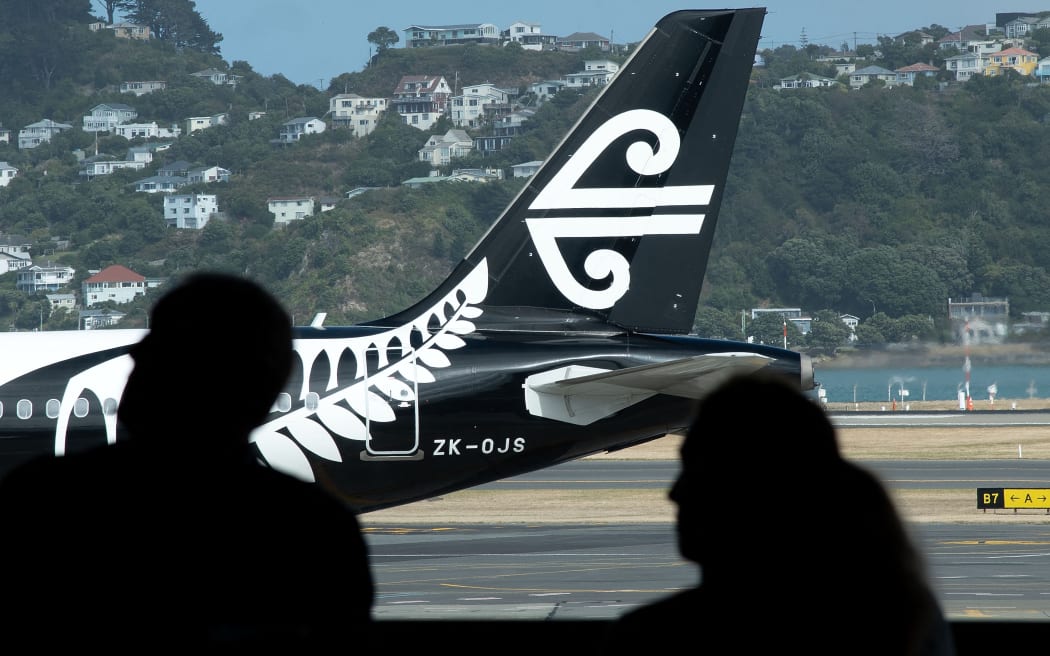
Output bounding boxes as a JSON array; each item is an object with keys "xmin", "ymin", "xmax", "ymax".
[{"xmin": 370, "ymin": 9, "xmax": 764, "ymax": 334}]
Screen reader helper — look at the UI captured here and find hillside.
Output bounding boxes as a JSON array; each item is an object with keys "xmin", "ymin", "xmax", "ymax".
[{"xmin": 1, "ymin": 4, "xmax": 1050, "ymax": 352}]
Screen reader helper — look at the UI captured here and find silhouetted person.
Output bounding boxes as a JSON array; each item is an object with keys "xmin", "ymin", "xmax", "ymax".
[
  {"xmin": 604, "ymin": 372, "xmax": 955, "ymax": 656},
  {"xmin": 0, "ymin": 272, "xmax": 373, "ymax": 651}
]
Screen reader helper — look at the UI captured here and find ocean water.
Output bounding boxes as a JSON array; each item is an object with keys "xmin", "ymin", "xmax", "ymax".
[{"xmin": 812, "ymin": 363, "xmax": 1050, "ymax": 404}]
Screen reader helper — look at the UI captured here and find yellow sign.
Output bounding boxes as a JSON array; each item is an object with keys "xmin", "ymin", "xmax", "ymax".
[{"xmin": 1003, "ymin": 489, "xmax": 1050, "ymax": 509}]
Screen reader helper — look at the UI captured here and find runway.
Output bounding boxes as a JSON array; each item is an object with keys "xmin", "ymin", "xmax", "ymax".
[{"xmin": 365, "ymin": 456, "xmax": 1050, "ymax": 622}]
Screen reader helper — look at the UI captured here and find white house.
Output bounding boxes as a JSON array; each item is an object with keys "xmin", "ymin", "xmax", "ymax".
[
  {"xmin": 131, "ymin": 175, "xmax": 187, "ymax": 193},
  {"xmin": 529, "ymin": 80, "xmax": 565, "ymax": 103},
  {"xmin": 88, "ymin": 21, "xmax": 150, "ymax": 40},
  {"xmin": 120, "ymin": 80, "xmax": 167, "ymax": 96},
  {"xmin": 0, "ymin": 244, "xmax": 31, "ymax": 274},
  {"xmin": 564, "ymin": 61, "xmax": 619, "ymax": 88},
  {"xmin": 449, "ymin": 83, "xmax": 509, "ymax": 127},
  {"xmin": 46, "ymin": 293, "xmax": 76, "ymax": 312},
  {"xmin": 268, "ymin": 197, "xmax": 316, "ymax": 225},
  {"xmin": 944, "ymin": 52, "xmax": 986, "ymax": 81},
  {"xmin": 511, "ymin": 160, "xmax": 543, "ymax": 178},
  {"xmin": 279, "ymin": 117, "xmax": 326, "ymax": 143},
  {"xmin": 418, "ymin": 129, "xmax": 474, "ymax": 167},
  {"xmin": 164, "ymin": 194, "xmax": 218, "ymax": 229},
  {"xmin": 82, "ymin": 103, "xmax": 138, "ymax": 132},
  {"xmin": 0, "ymin": 161, "xmax": 18, "ymax": 187},
  {"xmin": 0, "ymin": 127, "xmax": 10, "ymax": 144},
  {"xmin": 403, "ymin": 23, "xmax": 500, "ymax": 48},
  {"xmin": 79, "ymin": 308, "xmax": 126, "ymax": 330},
  {"xmin": 328, "ymin": 94, "xmax": 387, "ymax": 136},
  {"xmin": 18, "ymin": 119, "xmax": 72, "ymax": 149},
  {"xmin": 16, "ymin": 265, "xmax": 76, "ymax": 293},
  {"xmin": 186, "ymin": 165, "xmax": 231, "ymax": 184},
  {"xmin": 185, "ymin": 114, "xmax": 228, "ymax": 134},
  {"xmin": 191, "ymin": 68, "xmax": 241, "ymax": 86},
  {"xmin": 502, "ymin": 21, "xmax": 556, "ymax": 50},
  {"xmin": 113, "ymin": 122, "xmax": 181, "ymax": 139},
  {"xmin": 776, "ymin": 73, "xmax": 840, "ymax": 89},
  {"xmin": 82, "ymin": 265, "xmax": 147, "ymax": 307},
  {"xmin": 391, "ymin": 75, "xmax": 452, "ymax": 130},
  {"xmin": 79, "ymin": 156, "xmax": 147, "ymax": 179}
]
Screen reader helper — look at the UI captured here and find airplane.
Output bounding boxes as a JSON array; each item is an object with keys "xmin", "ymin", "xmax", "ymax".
[{"xmin": 0, "ymin": 7, "xmax": 814, "ymax": 513}]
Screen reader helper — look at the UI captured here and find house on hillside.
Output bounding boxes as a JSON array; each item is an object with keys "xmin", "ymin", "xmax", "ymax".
[
  {"xmin": 944, "ymin": 52, "xmax": 987, "ymax": 81},
  {"xmin": 555, "ymin": 32, "xmax": 610, "ymax": 52},
  {"xmin": 278, "ymin": 117, "xmax": 326, "ymax": 143},
  {"xmin": 16, "ymin": 265, "xmax": 75, "ymax": 293},
  {"xmin": 164, "ymin": 194, "xmax": 218, "ymax": 229},
  {"xmin": 83, "ymin": 103, "xmax": 138, "ymax": 133},
  {"xmin": 391, "ymin": 75, "xmax": 452, "ymax": 130},
  {"xmin": 82, "ymin": 265, "xmax": 147, "ymax": 307},
  {"xmin": 0, "ymin": 243, "xmax": 31, "ymax": 274},
  {"xmin": 79, "ymin": 308, "xmax": 126, "ymax": 330},
  {"xmin": 564, "ymin": 60, "xmax": 620, "ymax": 88},
  {"xmin": 46, "ymin": 293, "xmax": 76, "ymax": 312},
  {"xmin": 268, "ymin": 197, "xmax": 316, "ymax": 225},
  {"xmin": 185, "ymin": 114, "xmax": 228, "ymax": 134},
  {"xmin": 120, "ymin": 80, "xmax": 167, "ymax": 96},
  {"xmin": 511, "ymin": 160, "xmax": 543, "ymax": 178},
  {"xmin": 191, "ymin": 68, "xmax": 241, "ymax": 87},
  {"xmin": 0, "ymin": 162, "xmax": 18, "ymax": 187},
  {"xmin": 502, "ymin": 21, "xmax": 556, "ymax": 50},
  {"xmin": 113, "ymin": 122, "xmax": 181, "ymax": 139},
  {"xmin": 329, "ymin": 94, "xmax": 388, "ymax": 135},
  {"xmin": 776, "ymin": 73, "xmax": 840, "ymax": 89},
  {"xmin": 418, "ymin": 129, "xmax": 473, "ymax": 166},
  {"xmin": 449, "ymin": 83, "xmax": 509, "ymax": 127},
  {"xmin": 895, "ymin": 63, "xmax": 939, "ymax": 86},
  {"xmin": 18, "ymin": 119, "xmax": 72, "ymax": 149},
  {"xmin": 186, "ymin": 165, "xmax": 230, "ymax": 184},
  {"xmin": 89, "ymin": 21, "xmax": 151, "ymax": 40},
  {"xmin": 849, "ymin": 65, "xmax": 899, "ymax": 89},
  {"xmin": 79, "ymin": 155, "xmax": 147, "ymax": 180},
  {"xmin": 402, "ymin": 22, "xmax": 500, "ymax": 48},
  {"xmin": 984, "ymin": 47, "xmax": 1039, "ymax": 76}
]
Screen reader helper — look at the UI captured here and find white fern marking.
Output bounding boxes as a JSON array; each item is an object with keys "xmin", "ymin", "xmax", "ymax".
[{"xmin": 251, "ymin": 259, "xmax": 489, "ymax": 481}]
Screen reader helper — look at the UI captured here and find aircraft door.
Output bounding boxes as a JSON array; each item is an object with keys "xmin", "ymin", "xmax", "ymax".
[{"xmin": 361, "ymin": 346, "xmax": 422, "ymax": 460}]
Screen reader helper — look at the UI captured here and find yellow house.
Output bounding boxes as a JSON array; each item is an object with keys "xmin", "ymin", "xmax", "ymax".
[{"xmin": 984, "ymin": 47, "xmax": 1039, "ymax": 77}]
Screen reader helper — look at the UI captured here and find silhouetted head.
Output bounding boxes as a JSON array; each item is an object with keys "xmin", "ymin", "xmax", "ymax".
[
  {"xmin": 670, "ymin": 372, "xmax": 840, "ymax": 568},
  {"xmin": 118, "ymin": 272, "xmax": 293, "ymax": 449}
]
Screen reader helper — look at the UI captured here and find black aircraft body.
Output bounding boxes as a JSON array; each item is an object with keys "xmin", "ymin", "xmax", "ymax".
[{"xmin": 0, "ymin": 8, "xmax": 814, "ymax": 512}]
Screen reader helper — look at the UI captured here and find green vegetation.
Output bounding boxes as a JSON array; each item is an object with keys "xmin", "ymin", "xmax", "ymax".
[{"xmin": 1, "ymin": 5, "xmax": 1049, "ymax": 352}]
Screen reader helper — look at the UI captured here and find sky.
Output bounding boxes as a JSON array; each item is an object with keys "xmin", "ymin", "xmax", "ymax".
[{"xmin": 189, "ymin": 1, "xmax": 999, "ymax": 87}]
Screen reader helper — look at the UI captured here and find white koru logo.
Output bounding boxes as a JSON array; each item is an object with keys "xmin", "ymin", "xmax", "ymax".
[{"xmin": 526, "ymin": 108, "xmax": 714, "ymax": 310}]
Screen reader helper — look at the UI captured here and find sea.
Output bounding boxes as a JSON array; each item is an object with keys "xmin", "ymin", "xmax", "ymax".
[{"xmin": 812, "ymin": 362, "xmax": 1050, "ymax": 404}]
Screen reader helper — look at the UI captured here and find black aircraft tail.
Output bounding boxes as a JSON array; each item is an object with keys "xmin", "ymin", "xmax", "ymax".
[{"xmin": 369, "ymin": 9, "xmax": 764, "ymax": 335}]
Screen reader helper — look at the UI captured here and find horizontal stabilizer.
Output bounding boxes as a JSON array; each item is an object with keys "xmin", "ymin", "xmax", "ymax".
[{"xmin": 524, "ymin": 353, "xmax": 772, "ymax": 425}]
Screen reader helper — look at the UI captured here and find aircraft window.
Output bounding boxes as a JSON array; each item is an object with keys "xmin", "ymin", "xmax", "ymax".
[
  {"xmin": 16, "ymin": 400, "xmax": 31, "ymax": 420},
  {"xmin": 273, "ymin": 392, "xmax": 292, "ymax": 413},
  {"xmin": 73, "ymin": 398, "xmax": 89, "ymax": 418},
  {"xmin": 103, "ymin": 398, "xmax": 118, "ymax": 416},
  {"xmin": 305, "ymin": 392, "xmax": 319, "ymax": 411},
  {"xmin": 0, "ymin": 401, "xmax": 4, "ymax": 418},
  {"xmin": 45, "ymin": 399, "xmax": 60, "ymax": 419}
]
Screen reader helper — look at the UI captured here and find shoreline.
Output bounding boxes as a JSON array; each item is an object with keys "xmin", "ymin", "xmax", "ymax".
[{"xmin": 812, "ymin": 342, "xmax": 1050, "ymax": 370}]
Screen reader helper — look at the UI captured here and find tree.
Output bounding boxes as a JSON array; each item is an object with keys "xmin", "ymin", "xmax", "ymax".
[
  {"xmin": 749, "ymin": 312, "xmax": 802, "ymax": 348},
  {"xmin": 367, "ymin": 26, "xmax": 399, "ymax": 53},
  {"xmin": 94, "ymin": 0, "xmax": 122, "ymax": 23},
  {"xmin": 119, "ymin": 0, "xmax": 222, "ymax": 54},
  {"xmin": 807, "ymin": 309, "xmax": 852, "ymax": 354}
]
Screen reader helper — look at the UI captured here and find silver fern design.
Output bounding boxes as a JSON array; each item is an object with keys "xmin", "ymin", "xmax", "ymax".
[{"xmin": 250, "ymin": 259, "xmax": 489, "ymax": 482}]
